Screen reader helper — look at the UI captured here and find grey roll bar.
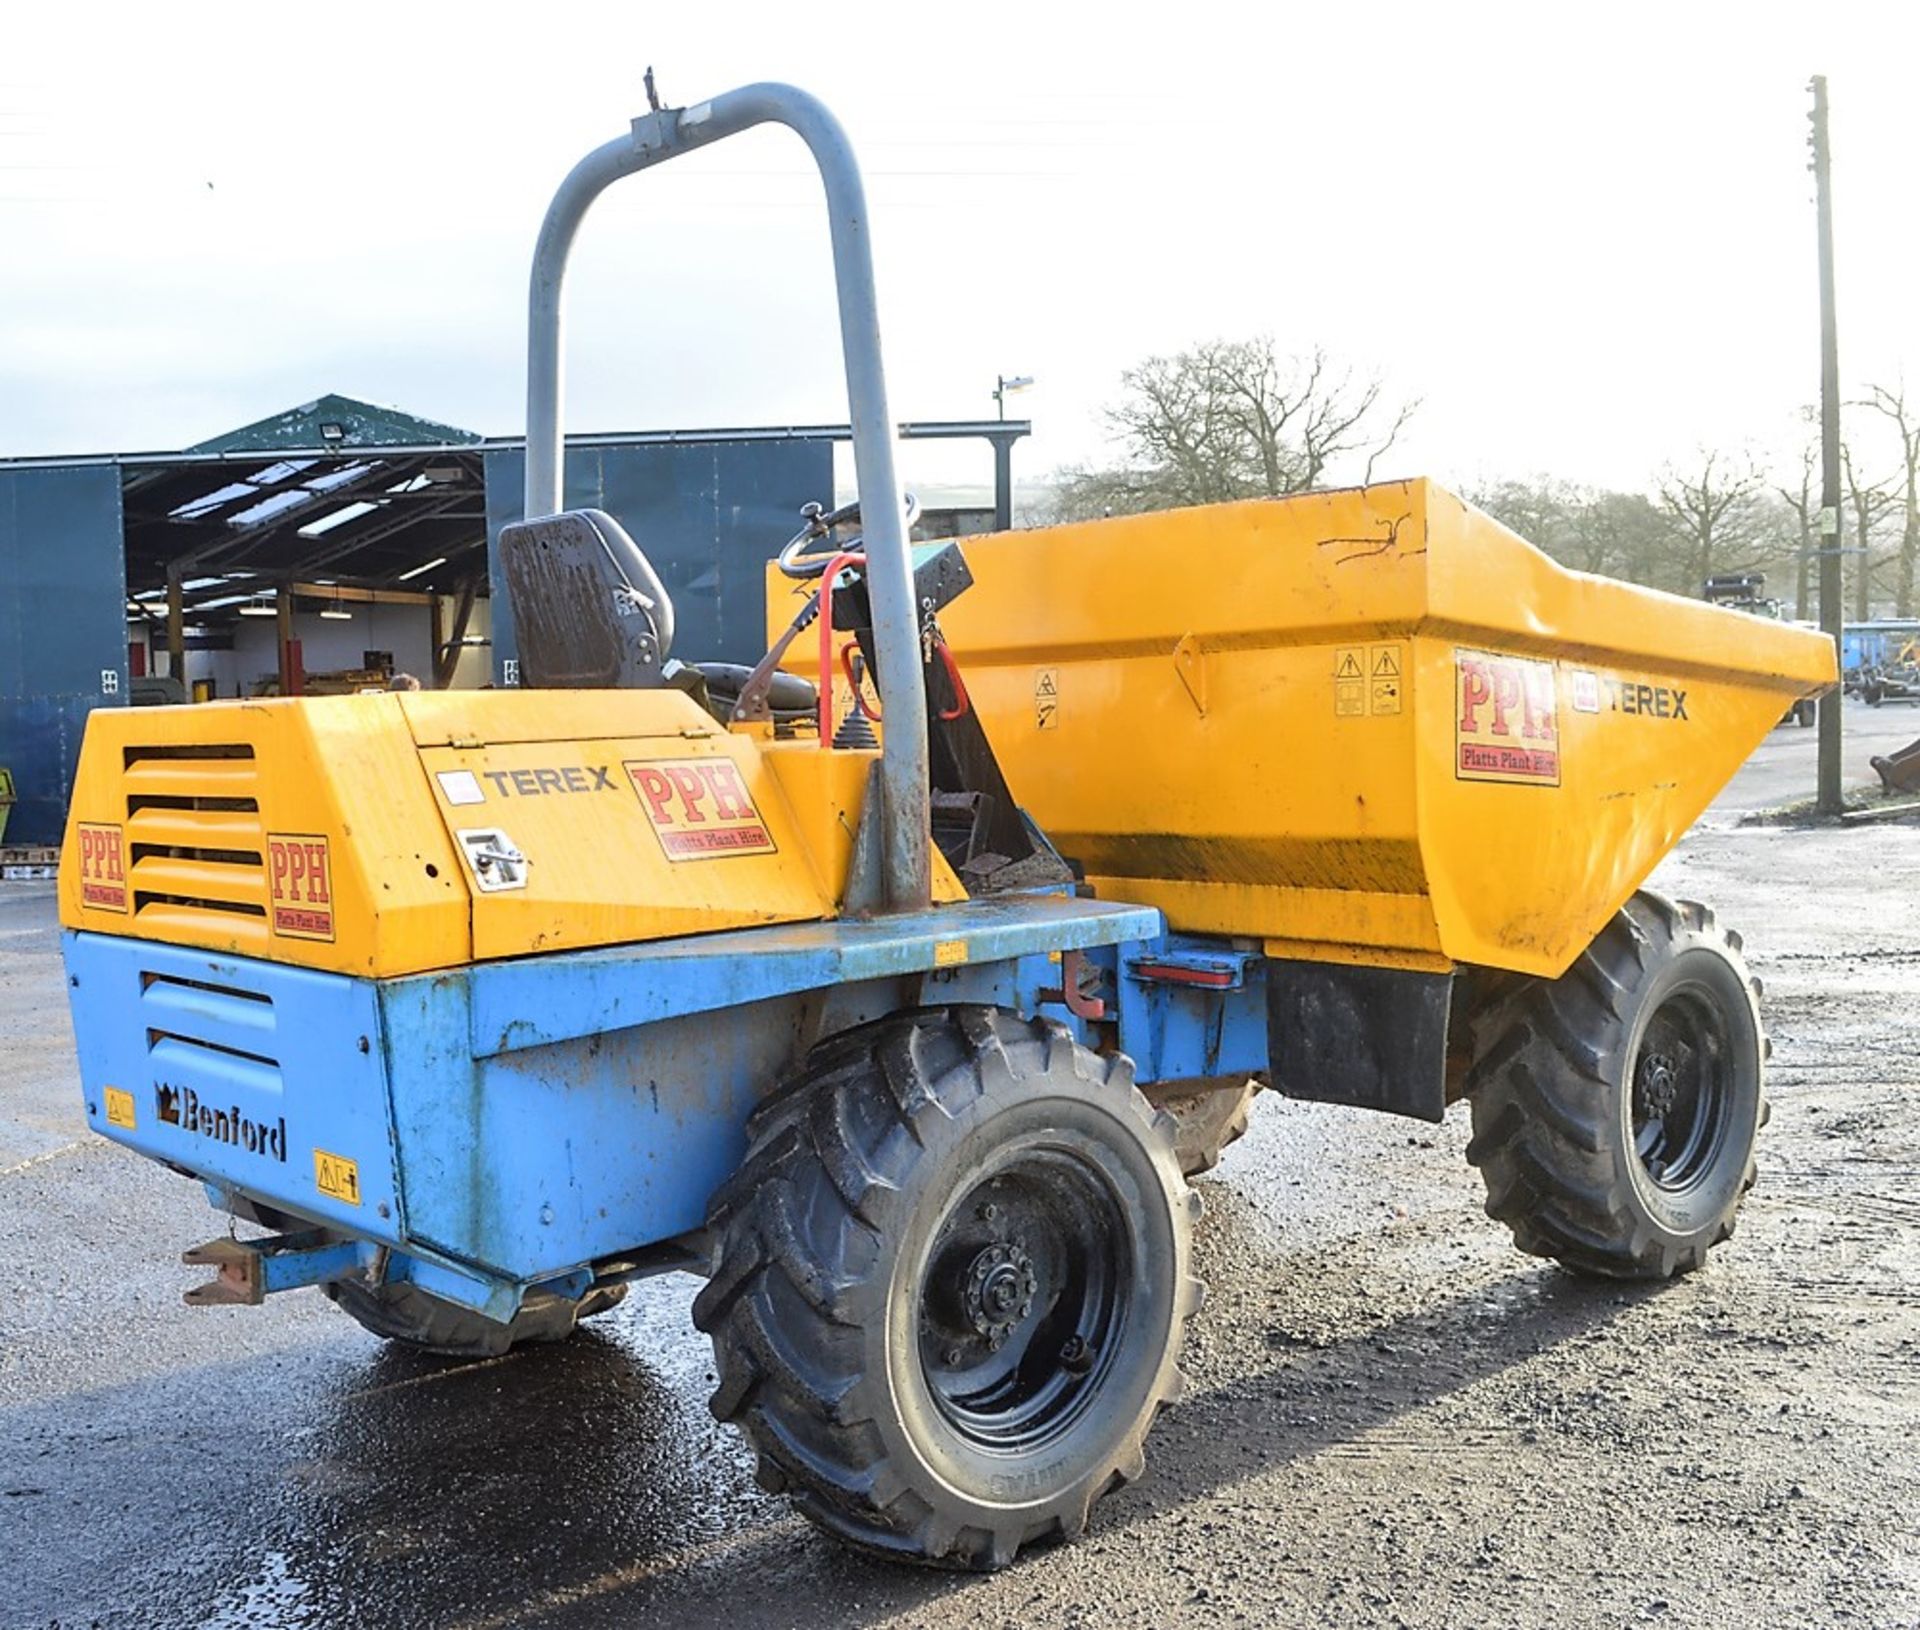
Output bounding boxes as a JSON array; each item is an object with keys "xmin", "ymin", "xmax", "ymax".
[{"xmin": 523, "ymin": 82, "xmax": 930, "ymax": 913}]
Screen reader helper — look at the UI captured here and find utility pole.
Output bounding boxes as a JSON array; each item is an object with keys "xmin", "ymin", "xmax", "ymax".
[{"xmin": 1810, "ymin": 75, "xmax": 1845, "ymax": 816}]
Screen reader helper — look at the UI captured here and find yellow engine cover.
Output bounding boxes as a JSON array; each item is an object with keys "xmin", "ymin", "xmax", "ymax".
[
  {"xmin": 59, "ymin": 688, "xmax": 958, "ymax": 977},
  {"xmin": 934, "ymin": 479, "xmax": 1835, "ymax": 979}
]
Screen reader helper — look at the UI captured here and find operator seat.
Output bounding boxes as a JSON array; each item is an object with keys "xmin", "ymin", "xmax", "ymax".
[
  {"xmin": 497, "ymin": 507, "xmax": 817, "ymax": 718},
  {"xmin": 499, "ymin": 509, "xmax": 675, "ymax": 689}
]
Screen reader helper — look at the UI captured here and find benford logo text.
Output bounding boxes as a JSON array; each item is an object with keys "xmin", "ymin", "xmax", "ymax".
[{"xmin": 156, "ymin": 1084, "xmax": 288, "ymax": 1162}]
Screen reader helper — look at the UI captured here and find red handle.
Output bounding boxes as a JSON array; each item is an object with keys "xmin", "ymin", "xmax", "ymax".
[{"xmin": 935, "ymin": 640, "xmax": 970, "ymax": 722}]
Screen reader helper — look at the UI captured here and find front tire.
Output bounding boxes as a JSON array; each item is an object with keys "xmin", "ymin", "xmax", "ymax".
[
  {"xmin": 1463, "ymin": 892, "xmax": 1766, "ymax": 1279},
  {"xmin": 693, "ymin": 1007, "xmax": 1201, "ymax": 1570}
]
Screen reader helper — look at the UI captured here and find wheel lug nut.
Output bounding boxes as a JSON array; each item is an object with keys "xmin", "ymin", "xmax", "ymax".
[{"xmin": 945, "ymin": 1346, "xmax": 962, "ymax": 1365}]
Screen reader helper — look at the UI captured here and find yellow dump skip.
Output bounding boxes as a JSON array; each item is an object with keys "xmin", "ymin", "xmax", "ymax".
[{"xmin": 942, "ymin": 479, "xmax": 1835, "ymax": 979}]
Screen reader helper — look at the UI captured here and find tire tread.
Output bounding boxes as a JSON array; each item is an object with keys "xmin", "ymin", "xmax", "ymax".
[
  {"xmin": 693, "ymin": 1006, "xmax": 1195, "ymax": 1569},
  {"xmin": 1463, "ymin": 889, "xmax": 1767, "ymax": 1280}
]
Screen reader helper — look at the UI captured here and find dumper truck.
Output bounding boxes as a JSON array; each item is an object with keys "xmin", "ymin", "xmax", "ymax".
[
  {"xmin": 1702, "ymin": 573, "xmax": 1817, "ymax": 726},
  {"xmin": 59, "ymin": 84, "xmax": 1835, "ymax": 1570}
]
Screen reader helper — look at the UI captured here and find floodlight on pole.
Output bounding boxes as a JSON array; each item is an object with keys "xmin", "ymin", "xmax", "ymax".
[{"xmin": 993, "ymin": 374, "xmax": 1034, "ymax": 421}]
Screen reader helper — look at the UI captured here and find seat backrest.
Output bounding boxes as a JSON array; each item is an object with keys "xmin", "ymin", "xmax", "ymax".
[{"xmin": 498, "ymin": 508, "xmax": 675, "ymax": 689}]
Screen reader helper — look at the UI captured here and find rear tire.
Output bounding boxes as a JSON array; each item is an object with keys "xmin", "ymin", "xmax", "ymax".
[
  {"xmin": 693, "ymin": 1007, "xmax": 1201, "ymax": 1570},
  {"xmin": 324, "ymin": 1276, "xmax": 627, "ymax": 1358},
  {"xmin": 1463, "ymin": 891, "xmax": 1766, "ymax": 1280},
  {"xmin": 1144, "ymin": 1078, "xmax": 1257, "ymax": 1176}
]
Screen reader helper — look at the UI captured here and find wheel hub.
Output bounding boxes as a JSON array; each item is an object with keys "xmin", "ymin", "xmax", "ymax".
[
  {"xmin": 1636, "ymin": 1051, "xmax": 1679, "ymax": 1121},
  {"xmin": 1630, "ymin": 986, "xmax": 1743, "ymax": 1195},
  {"xmin": 964, "ymin": 1240, "xmax": 1037, "ymax": 1348},
  {"xmin": 918, "ymin": 1146, "xmax": 1137, "ymax": 1453}
]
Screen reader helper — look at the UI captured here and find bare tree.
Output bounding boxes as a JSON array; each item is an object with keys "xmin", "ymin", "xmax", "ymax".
[
  {"xmin": 1654, "ymin": 451, "xmax": 1786, "ymax": 595},
  {"xmin": 1842, "ymin": 442, "xmax": 1901, "ymax": 621},
  {"xmin": 1472, "ymin": 478, "xmax": 1669, "ymax": 586},
  {"xmin": 1469, "ymin": 477, "xmax": 1582, "ymax": 562},
  {"xmin": 1096, "ymin": 344, "xmax": 1245, "ymax": 509},
  {"xmin": 1204, "ymin": 342, "xmax": 1418, "ymax": 493},
  {"xmin": 1776, "ymin": 446, "xmax": 1817, "ymax": 619},
  {"xmin": 1048, "ymin": 340, "xmax": 1417, "ymax": 521},
  {"xmin": 1579, "ymin": 489, "xmax": 1671, "ymax": 585},
  {"xmin": 1862, "ymin": 383, "xmax": 1920, "ymax": 617}
]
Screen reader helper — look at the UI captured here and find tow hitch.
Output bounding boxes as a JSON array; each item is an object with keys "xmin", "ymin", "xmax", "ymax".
[{"xmin": 181, "ymin": 1230, "xmax": 374, "ymax": 1307}]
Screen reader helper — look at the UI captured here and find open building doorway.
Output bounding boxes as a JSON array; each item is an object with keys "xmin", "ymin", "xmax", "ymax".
[{"xmin": 123, "ymin": 396, "xmax": 492, "ymax": 701}]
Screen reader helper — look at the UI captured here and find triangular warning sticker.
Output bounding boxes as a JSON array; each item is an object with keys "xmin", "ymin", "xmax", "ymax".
[
  {"xmin": 1335, "ymin": 651, "xmax": 1363, "ymax": 679},
  {"xmin": 1373, "ymin": 647, "xmax": 1400, "ymax": 677}
]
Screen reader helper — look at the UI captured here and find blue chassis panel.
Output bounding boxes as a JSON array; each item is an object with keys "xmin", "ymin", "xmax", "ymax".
[{"xmin": 67, "ymin": 896, "xmax": 1273, "ymax": 1315}]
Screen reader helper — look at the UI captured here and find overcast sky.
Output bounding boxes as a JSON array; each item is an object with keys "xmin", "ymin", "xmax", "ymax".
[{"xmin": 5, "ymin": 3, "xmax": 1917, "ymax": 504}]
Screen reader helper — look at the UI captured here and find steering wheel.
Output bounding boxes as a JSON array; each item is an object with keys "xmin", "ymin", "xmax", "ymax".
[{"xmin": 777, "ymin": 491, "xmax": 921, "ymax": 579}]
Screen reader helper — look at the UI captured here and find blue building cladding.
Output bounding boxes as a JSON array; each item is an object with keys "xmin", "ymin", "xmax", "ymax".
[
  {"xmin": 484, "ymin": 438, "xmax": 834, "ymax": 681},
  {"xmin": 0, "ymin": 466, "xmax": 127, "ymax": 845},
  {"xmin": 0, "ymin": 427, "xmax": 843, "ymax": 848}
]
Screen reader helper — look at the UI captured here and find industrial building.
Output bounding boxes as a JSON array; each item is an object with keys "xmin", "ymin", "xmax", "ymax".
[{"xmin": 0, "ymin": 395, "xmax": 1027, "ymax": 846}]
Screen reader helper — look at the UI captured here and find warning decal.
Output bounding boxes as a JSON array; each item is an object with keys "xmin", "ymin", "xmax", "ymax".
[
  {"xmin": 1455, "ymin": 649, "xmax": 1561, "ymax": 786},
  {"xmin": 76, "ymin": 822, "xmax": 128, "ymax": 912},
  {"xmin": 1334, "ymin": 647, "xmax": 1366, "ymax": 716},
  {"xmin": 314, "ymin": 1148, "xmax": 362, "ymax": 1206},
  {"xmin": 627, "ymin": 757, "xmax": 778, "ymax": 861},
  {"xmin": 1034, "ymin": 667, "xmax": 1059, "ymax": 730},
  {"xmin": 268, "ymin": 833, "xmax": 335, "ymax": 941},
  {"xmin": 1369, "ymin": 644, "xmax": 1403, "ymax": 716},
  {"xmin": 1335, "ymin": 644, "xmax": 1405, "ymax": 717}
]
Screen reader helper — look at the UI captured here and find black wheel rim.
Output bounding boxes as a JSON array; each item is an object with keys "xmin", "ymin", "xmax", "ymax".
[
  {"xmin": 1631, "ymin": 983, "xmax": 1735, "ymax": 1193},
  {"xmin": 918, "ymin": 1147, "xmax": 1132, "ymax": 1452}
]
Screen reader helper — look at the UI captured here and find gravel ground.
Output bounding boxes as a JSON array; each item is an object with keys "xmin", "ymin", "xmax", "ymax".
[{"xmin": 2, "ymin": 707, "xmax": 1917, "ymax": 1629}]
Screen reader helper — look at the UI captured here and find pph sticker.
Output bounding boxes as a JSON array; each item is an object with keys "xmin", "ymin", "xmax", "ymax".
[
  {"xmin": 1455, "ymin": 650, "xmax": 1561, "ymax": 786},
  {"xmin": 76, "ymin": 821, "xmax": 128, "ymax": 911},
  {"xmin": 626, "ymin": 757, "xmax": 778, "ymax": 861},
  {"xmin": 268, "ymin": 833, "xmax": 335, "ymax": 940}
]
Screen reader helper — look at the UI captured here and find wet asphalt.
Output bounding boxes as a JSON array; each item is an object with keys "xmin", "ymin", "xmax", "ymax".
[{"xmin": 3, "ymin": 701, "xmax": 1918, "ymax": 1629}]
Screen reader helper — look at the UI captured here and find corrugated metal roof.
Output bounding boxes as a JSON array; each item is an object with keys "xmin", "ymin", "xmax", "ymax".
[
  {"xmin": 186, "ymin": 393, "xmax": 482, "ymax": 454},
  {"xmin": 0, "ymin": 419, "xmax": 1030, "ymax": 471}
]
